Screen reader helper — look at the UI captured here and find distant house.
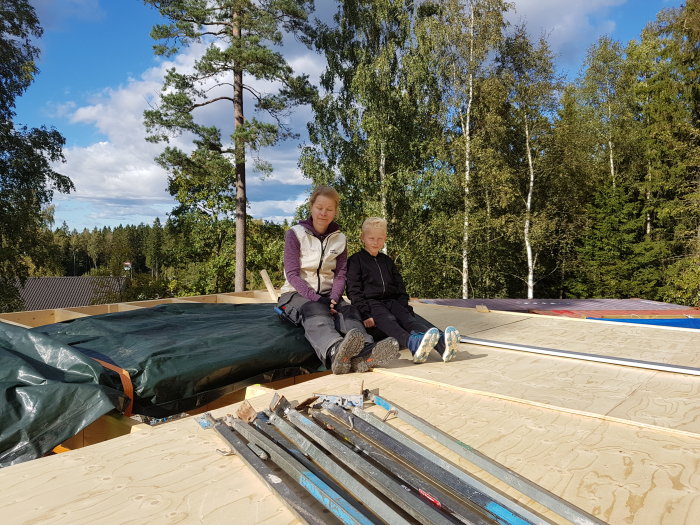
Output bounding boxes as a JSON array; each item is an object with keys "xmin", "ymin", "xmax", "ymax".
[{"xmin": 17, "ymin": 276, "xmax": 128, "ymax": 311}]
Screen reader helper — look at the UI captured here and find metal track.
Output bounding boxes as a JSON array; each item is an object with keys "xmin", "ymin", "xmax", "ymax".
[
  {"xmin": 198, "ymin": 413, "xmax": 329, "ymax": 525},
  {"xmin": 226, "ymin": 415, "xmax": 376, "ymax": 525},
  {"xmin": 460, "ymin": 335, "xmax": 700, "ymax": 376},
  {"xmin": 322, "ymin": 404, "xmax": 547, "ymax": 525},
  {"xmin": 368, "ymin": 395, "xmax": 605, "ymax": 525},
  {"xmin": 262, "ymin": 409, "xmax": 411, "ymax": 525},
  {"xmin": 312, "ymin": 408, "xmax": 487, "ymax": 525},
  {"xmin": 275, "ymin": 397, "xmax": 456, "ymax": 525}
]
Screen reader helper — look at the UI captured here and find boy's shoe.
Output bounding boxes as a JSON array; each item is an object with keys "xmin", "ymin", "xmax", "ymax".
[
  {"xmin": 441, "ymin": 326, "xmax": 460, "ymax": 362},
  {"xmin": 407, "ymin": 327, "xmax": 440, "ymax": 363},
  {"xmin": 329, "ymin": 329, "xmax": 365, "ymax": 375},
  {"xmin": 350, "ymin": 337, "xmax": 400, "ymax": 373}
]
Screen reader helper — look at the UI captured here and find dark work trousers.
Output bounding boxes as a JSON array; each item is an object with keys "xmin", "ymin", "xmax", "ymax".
[
  {"xmin": 369, "ymin": 298, "xmax": 434, "ymax": 349},
  {"xmin": 277, "ymin": 291, "xmax": 373, "ymax": 367}
]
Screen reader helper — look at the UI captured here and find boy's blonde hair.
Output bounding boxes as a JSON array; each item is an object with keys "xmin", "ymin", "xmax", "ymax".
[{"xmin": 361, "ymin": 217, "xmax": 387, "ymax": 233}]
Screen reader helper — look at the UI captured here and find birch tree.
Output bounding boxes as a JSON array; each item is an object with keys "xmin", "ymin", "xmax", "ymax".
[
  {"xmin": 421, "ymin": 0, "xmax": 508, "ymax": 298},
  {"xmin": 498, "ymin": 27, "xmax": 559, "ymax": 298}
]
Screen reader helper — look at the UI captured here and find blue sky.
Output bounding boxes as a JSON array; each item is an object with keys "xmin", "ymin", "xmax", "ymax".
[{"xmin": 14, "ymin": 0, "xmax": 681, "ymax": 232}]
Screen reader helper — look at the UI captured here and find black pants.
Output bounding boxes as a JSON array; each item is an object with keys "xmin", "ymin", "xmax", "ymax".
[
  {"xmin": 277, "ymin": 291, "xmax": 373, "ymax": 366},
  {"xmin": 369, "ymin": 299, "xmax": 434, "ymax": 349}
]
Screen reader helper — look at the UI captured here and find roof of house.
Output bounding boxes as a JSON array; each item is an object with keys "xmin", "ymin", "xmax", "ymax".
[
  {"xmin": 17, "ymin": 276, "xmax": 127, "ymax": 311},
  {"xmin": 1, "ymin": 293, "xmax": 699, "ymax": 523}
]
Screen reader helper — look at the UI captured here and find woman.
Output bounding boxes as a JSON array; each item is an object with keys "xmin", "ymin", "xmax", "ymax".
[{"xmin": 277, "ymin": 186, "xmax": 399, "ymax": 374}]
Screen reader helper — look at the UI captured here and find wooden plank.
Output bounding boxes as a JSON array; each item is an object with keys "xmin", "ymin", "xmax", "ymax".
[
  {"xmin": 1, "ymin": 371, "xmax": 699, "ymax": 523},
  {"xmin": 259, "ymin": 269, "xmax": 278, "ymax": 301},
  {"xmin": 65, "ymin": 303, "xmax": 144, "ymax": 315},
  {"xmin": 412, "ymin": 303, "xmax": 700, "ymax": 367}
]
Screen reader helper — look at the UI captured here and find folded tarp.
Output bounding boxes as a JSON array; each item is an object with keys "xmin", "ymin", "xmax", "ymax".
[
  {"xmin": 1, "ymin": 302, "xmax": 319, "ymax": 467},
  {"xmin": 0, "ymin": 322, "xmax": 127, "ymax": 468}
]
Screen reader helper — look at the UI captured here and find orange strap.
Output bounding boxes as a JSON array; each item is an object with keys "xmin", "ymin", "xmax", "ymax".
[{"xmin": 91, "ymin": 358, "xmax": 134, "ymax": 417}]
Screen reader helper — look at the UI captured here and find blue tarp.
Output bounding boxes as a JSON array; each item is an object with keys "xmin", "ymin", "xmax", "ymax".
[{"xmin": 590, "ymin": 317, "xmax": 700, "ymax": 329}]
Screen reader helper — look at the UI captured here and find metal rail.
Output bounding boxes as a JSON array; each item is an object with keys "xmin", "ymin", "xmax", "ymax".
[
  {"xmin": 227, "ymin": 415, "xmax": 376, "ymax": 525},
  {"xmin": 263, "ymin": 409, "xmax": 410, "ymax": 525},
  {"xmin": 312, "ymin": 408, "xmax": 487, "ymax": 525},
  {"xmin": 323, "ymin": 404, "xmax": 546, "ymax": 525},
  {"xmin": 250, "ymin": 412, "xmax": 372, "ymax": 522},
  {"xmin": 368, "ymin": 395, "xmax": 605, "ymax": 525},
  {"xmin": 460, "ymin": 335, "xmax": 700, "ymax": 376},
  {"xmin": 197, "ymin": 413, "xmax": 329, "ymax": 525},
  {"xmin": 274, "ymin": 396, "xmax": 455, "ymax": 525}
]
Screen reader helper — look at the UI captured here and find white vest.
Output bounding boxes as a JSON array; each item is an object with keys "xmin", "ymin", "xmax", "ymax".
[{"xmin": 280, "ymin": 224, "xmax": 346, "ymax": 296}]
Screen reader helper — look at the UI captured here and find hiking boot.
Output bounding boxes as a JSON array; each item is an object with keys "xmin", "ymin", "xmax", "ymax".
[
  {"xmin": 350, "ymin": 337, "xmax": 400, "ymax": 372},
  {"xmin": 407, "ymin": 327, "xmax": 439, "ymax": 363},
  {"xmin": 435, "ymin": 326, "xmax": 460, "ymax": 362},
  {"xmin": 329, "ymin": 329, "xmax": 365, "ymax": 374}
]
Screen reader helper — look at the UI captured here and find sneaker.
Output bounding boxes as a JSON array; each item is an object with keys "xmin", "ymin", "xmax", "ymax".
[
  {"xmin": 407, "ymin": 327, "xmax": 440, "ymax": 363},
  {"xmin": 329, "ymin": 329, "xmax": 365, "ymax": 374},
  {"xmin": 441, "ymin": 326, "xmax": 460, "ymax": 362},
  {"xmin": 350, "ymin": 337, "xmax": 400, "ymax": 372}
]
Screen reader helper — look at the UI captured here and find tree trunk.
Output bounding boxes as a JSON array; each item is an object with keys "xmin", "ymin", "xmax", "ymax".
[
  {"xmin": 607, "ymin": 101, "xmax": 615, "ymax": 188},
  {"xmin": 379, "ymin": 140, "xmax": 387, "ymax": 253},
  {"xmin": 233, "ymin": 11, "xmax": 246, "ymax": 292},
  {"xmin": 461, "ymin": 5, "xmax": 475, "ymax": 300},
  {"xmin": 646, "ymin": 160, "xmax": 652, "ymax": 237},
  {"xmin": 524, "ymin": 116, "xmax": 535, "ymax": 299}
]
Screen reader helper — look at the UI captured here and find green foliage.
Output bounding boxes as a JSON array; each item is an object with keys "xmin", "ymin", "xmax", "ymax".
[
  {"xmin": 0, "ymin": 1, "xmax": 72, "ymax": 311},
  {"xmin": 144, "ymin": 0, "xmax": 316, "ymax": 291},
  {"xmin": 4, "ymin": 1, "xmax": 699, "ymax": 310}
]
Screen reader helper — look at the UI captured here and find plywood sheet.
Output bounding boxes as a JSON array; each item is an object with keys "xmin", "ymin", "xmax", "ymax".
[
  {"xmin": 412, "ymin": 303, "xmax": 700, "ymax": 367},
  {"xmin": 2, "ymin": 370, "xmax": 699, "ymax": 524},
  {"xmin": 373, "ymin": 347, "xmax": 700, "ymax": 436}
]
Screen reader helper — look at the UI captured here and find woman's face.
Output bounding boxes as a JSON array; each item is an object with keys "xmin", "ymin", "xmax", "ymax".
[{"xmin": 311, "ymin": 195, "xmax": 337, "ymax": 233}]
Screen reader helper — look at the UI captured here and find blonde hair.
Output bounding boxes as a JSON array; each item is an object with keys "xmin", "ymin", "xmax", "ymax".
[
  {"xmin": 361, "ymin": 217, "xmax": 387, "ymax": 233},
  {"xmin": 309, "ymin": 185, "xmax": 340, "ymax": 208}
]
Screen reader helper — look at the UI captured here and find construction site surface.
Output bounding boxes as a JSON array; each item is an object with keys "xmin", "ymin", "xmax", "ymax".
[{"xmin": 0, "ymin": 293, "xmax": 699, "ymax": 524}]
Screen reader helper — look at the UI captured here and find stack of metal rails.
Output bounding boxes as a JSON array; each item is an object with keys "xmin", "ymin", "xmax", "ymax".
[{"xmin": 198, "ymin": 390, "xmax": 604, "ymax": 525}]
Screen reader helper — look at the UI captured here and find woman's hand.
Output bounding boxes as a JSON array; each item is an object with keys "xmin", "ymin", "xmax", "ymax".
[{"xmin": 363, "ymin": 317, "xmax": 375, "ymax": 328}]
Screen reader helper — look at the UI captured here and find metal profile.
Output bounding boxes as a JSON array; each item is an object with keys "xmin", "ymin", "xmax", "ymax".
[
  {"xmin": 226, "ymin": 415, "xmax": 376, "ymax": 525},
  {"xmin": 460, "ymin": 335, "xmax": 700, "ymax": 376},
  {"xmin": 368, "ymin": 395, "xmax": 604, "ymax": 525},
  {"xmin": 323, "ymin": 404, "xmax": 546, "ymax": 525},
  {"xmin": 274, "ymin": 396, "xmax": 455, "ymax": 525}
]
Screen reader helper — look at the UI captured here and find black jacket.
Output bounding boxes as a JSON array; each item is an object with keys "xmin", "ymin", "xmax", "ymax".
[{"xmin": 346, "ymin": 249, "xmax": 410, "ymax": 320}]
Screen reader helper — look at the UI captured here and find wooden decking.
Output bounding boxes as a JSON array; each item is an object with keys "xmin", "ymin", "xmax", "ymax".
[{"xmin": 0, "ymin": 301, "xmax": 698, "ymax": 524}]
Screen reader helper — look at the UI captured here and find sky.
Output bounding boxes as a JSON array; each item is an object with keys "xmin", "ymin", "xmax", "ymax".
[{"xmin": 14, "ymin": 0, "xmax": 682, "ymax": 232}]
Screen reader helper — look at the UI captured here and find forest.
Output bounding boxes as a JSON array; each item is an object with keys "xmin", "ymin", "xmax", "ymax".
[{"xmin": 1, "ymin": 0, "xmax": 698, "ymax": 312}]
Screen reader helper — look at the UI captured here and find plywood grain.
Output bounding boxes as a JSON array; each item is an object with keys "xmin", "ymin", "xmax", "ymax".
[
  {"xmin": 412, "ymin": 302, "xmax": 700, "ymax": 367},
  {"xmin": 374, "ymin": 347, "xmax": 700, "ymax": 437}
]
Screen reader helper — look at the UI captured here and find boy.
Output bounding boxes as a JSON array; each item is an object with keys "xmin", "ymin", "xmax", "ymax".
[{"xmin": 346, "ymin": 217, "xmax": 460, "ymax": 363}]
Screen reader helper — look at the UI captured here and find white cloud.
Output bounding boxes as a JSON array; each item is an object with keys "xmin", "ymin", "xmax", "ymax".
[
  {"xmin": 509, "ymin": 0, "xmax": 627, "ymax": 69},
  {"xmin": 55, "ymin": 39, "xmax": 314, "ymax": 229},
  {"xmin": 249, "ymin": 196, "xmax": 308, "ymax": 224},
  {"xmin": 50, "ymin": 0, "xmax": 643, "ymax": 230}
]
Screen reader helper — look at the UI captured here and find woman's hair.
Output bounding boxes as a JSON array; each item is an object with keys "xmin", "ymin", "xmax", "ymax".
[
  {"xmin": 309, "ymin": 185, "xmax": 340, "ymax": 208},
  {"xmin": 361, "ymin": 217, "xmax": 387, "ymax": 232}
]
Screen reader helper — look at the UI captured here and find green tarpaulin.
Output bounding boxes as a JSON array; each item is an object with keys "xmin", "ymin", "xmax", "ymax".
[{"xmin": 1, "ymin": 303, "xmax": 320, "ymax": 467}]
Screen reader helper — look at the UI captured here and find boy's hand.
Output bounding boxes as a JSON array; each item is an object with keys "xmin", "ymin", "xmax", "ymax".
[
  {"xmin": 363, "ymin": 318, "xmax": 375, "ymax": 328},
  {"xmin": 330, "ymin": 299, "xmax": 338, "ymax": 315}
]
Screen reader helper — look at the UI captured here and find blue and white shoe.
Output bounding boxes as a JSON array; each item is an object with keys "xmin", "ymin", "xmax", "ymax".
[
  {"xmin": 441, "ymin": 326, "xmax": 460, "ymax": 362},
  {"xmin": 407, "ymin": 327, "xmax": 440, "ymax": 363}
]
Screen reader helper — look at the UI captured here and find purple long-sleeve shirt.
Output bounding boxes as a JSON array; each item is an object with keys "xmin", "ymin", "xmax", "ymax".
[{"xmin": 284, "ymin": 218, "xmax": 347, "ymax": 302}]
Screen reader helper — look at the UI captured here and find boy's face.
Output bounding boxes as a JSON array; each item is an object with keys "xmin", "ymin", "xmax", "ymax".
[{"xmin": 361, "ymin": 227, "xmax": 387, "ymax": 256}]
